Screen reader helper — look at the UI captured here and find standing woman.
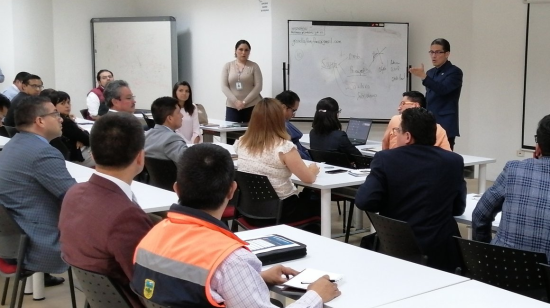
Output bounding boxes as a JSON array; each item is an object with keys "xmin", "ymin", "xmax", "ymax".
[
  {"xmin": 221, "ymin": 39, "xmax": 263, "ymax": 123},
  {"xmin": 310, "ymin": 97, "xmax": 362, "ymax": 158},
  {"xmin": 173, "ymin": 81, "xmax": 201, "ymax": 144}
]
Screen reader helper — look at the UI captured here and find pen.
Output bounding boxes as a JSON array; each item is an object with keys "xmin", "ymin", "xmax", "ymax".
[{"xmin": 301, "ymin": 280, "xmax": 335, "ymax": 284}]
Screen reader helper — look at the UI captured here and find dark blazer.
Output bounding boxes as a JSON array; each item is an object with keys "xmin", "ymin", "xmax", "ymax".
[
  {"xmin": 423, "ymin": 60, "xmax": 463, "ymax": 138},
  {"xmin": 0, "ymin": 132, "xmax": 76, "ymax": 273},
  {"xmin": 309, "ymin": 129, "xmax": 362, "ymax": 157},
  {"xmin": 59, "ymin": 174, "xmax": 154, "ymax": 308},
  {"xmin": 3, "ymin": 92, "xmax": 30, "ymax": 127},
  {"xmin": 60, "ymin": 115, "xmax": 90, "ymax": 162},
  {"xmin": 355, "ymin": 144, "xmax": 466, "ymax": 271}
]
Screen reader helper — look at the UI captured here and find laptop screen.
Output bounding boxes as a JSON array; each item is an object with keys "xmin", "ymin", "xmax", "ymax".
[{"xmin": 346, "ymin": 118, "xmax": 373, "ymax": 142}]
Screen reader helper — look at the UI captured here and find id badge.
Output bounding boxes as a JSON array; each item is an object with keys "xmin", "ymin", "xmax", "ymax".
[{"xmin": 236, "ymin": 82, "xmax": 243, "ymax": 90}]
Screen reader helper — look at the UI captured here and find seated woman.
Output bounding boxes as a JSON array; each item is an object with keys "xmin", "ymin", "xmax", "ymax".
[
  {"xmin": 172, "ymin": 81, "xmax": 202, "ymax": 144},
  {"xmin": 55, "ymin": 91, "xmax": 95, "ymax": 167},
  {"xmin": 275, "ymin": 90, "xmax": 311, "ymax": 160},
  {"xmin": 309, "ymin": 97, "xmax": 362, "ymax": 160},
  {"xmin": 234, "ymin": 98, "xmax": 321, "ymax": 230}
]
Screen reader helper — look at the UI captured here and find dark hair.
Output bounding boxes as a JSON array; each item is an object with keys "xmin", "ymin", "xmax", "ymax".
[
  {"xmin": 311, "ymin": 97, "xmax": 342, "ymax": 135},
  {"xmin": 235, "ymin": 39, "xmax": 251, "ymax": 51},
  {"xmin": 40, "ymin": 89, "xmax": 59, "ymax": 105},
  {"xmin": 57, "ymin": 91, "xmax": 71, "ymax": 103},
  {"xmin": 104, "ymin": 80, "xmax": 129, "ymax": 108},
  {"xmin": 536, "ymin": 115, "xmax": 550, "ymax": 156},
  {"xmin": 13, "ymin": 72, "xmax": 30, "ymax": 83},
  {"xmin": 14, "ymin": 95, "xmax": 51, "ymax": 128},
  {"xmin": 176, "ymin": 143, "xmax": 235, "ymax": 211},
  {"xmin": 402, "ymin": 91, "xmax": 426, "ymax": 108},
  {"xmin": 275, "ymin": 90, "xmax": 300, "ymax": 108},
  {"xmin": 172, "ymin": 81, "xmax": 195, "ymax": 116},
  {"xmin": 22, "ymin": 74, "xmax": 41, "ymax": 85},
  {"xmin": 151, "ymin": 96, "xmax": 179, "ymax": 125},
  {"xmin": 0, "ymin": 93, "xmax": 11, "ymax": 110},
  {"xmin": 431, "ymin": 38, "xmax": 451, "ymax": 52},
  {"xmin": 400, "ymin": 108, "xmax": 436, "ymax": 146},
  {"xmin": 90, "ymin": 112, "xmax": 145, "ymax": 168},
  {"xmin": 96, "ymin": 69, "xmax": 113, "ymax": 82}
]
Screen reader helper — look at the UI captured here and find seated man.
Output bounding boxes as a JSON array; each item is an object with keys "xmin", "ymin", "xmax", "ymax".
[
  {"xmin": 275, "ymin": 90, "xmax": 311, "ymax": 160},
  {"xmin": 1, "ymin": 71, "xmax": 30, "ymax": 100},
  {"xmin": 382, "ymin": 91, "xmax": 451, "ymax": 151},
  {"xmin": 144, "ymin": 97, "xmax": 187, "ymax": 163},
  {"xmin": 104, "ymin": 80, "xmax": 136, "ymax": 114},
  {"xmin": 355, "ymin": 108, "xmax": 466, "ymax": 272},
  {"xmin": 0, "ymin": 95, "xmax": 76, "ymax": 286},
  {"xmin": 473, "ymin": 114, "xmax": 550, "ymax": 260},
  {"xmin": 131, "ymin": 144, "xmax": 340, "ymax": 308},
  {"xmin": 87, "ymin": 69, "xmax": 113, "ymax": 119},
  {"xmin": 3, "ymin": 74, "xmax": 43, "ymax": 127},
  {"xmin": 59, "ymin": 113, "xmax": 154, "ymax": 308}
]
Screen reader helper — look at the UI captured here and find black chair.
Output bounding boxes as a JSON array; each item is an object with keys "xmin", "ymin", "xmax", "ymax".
[
  {"xmin": 231, "ymin": 171, "xmax": 320, "ymax": 232},
  {"xmin": 350, "ymin": 154, "xmax": 373, "ymax": 169},
  {"xmin": 0, "ymin": 126, "xmax": 9, "ymax": 138},
  {"xmin": 144, "ymin": 157, "xmax": 177, "ymax": 192},
  {"xmin": 366, "ymin": 212, "xmax": 428, "ymax": 265},
  {"xmin": 0, "ymin": 204, "xmax": 33, "ymax": 308},
  {"xmin": 2, "ymin": 126, "xmax": 18, "ymax": 138},
  {"xmin": 72, "ymin": 265, "xmax": 132, "ymax": 308},
  {"xmin": 537, "ymin": 262, "xmax": 550, "ymax": 301},
  {"xmin": 141, "ymin": 112, "xmax": 156, "ymax": 130},
  {"xmin": 455, "ymin": 237, "xmax": 549, "ymax": 301},
  {"xmin": 80, "ymin": 109, "xmax": 92, "ymax": 120}
]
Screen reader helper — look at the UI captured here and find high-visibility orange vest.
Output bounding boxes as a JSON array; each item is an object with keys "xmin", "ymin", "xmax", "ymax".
[{"xmin": 132, "ymin": 210, "xmax": 248, "ymax": 307}]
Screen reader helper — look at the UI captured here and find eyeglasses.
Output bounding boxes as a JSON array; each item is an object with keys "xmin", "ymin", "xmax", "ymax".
[
  {"xmin": 399, "ymin": 101, "xmax": 417, "ymax": 107},
  {"xmin": 338, "ymin": 109, "xmax": 342, "ymax": 114},
  {"xmin": 285, "ymin": 106, "xmax": 298, "ymax": 114},
  {"xmin": 117, "ymin": 95, "xmax": 136, "ymax": 101},
  {"xmin": 40, "ymin": 111, "xmax": 61, "ymax": 119},
  {"xmin": 535, "ymin": 135, "xmax": 538, "ymax": 143},
  {"xmin": 28, "ymin": 84, "xmax": 44, "ymax": 90},
  {"xmin": 392, "ymin": 127, "xmax": 403, "ymax": 134},
  {"xmin": 428, "ymin": 50, "xmax": 446, "ymax": 56}
]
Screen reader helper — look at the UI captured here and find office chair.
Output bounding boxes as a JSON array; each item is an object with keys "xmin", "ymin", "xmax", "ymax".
[{"xmin": 72, "ymin": 266, "xmax": 132, "ymax": 308}]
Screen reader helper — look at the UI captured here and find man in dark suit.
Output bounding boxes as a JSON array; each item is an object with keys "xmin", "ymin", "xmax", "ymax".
[
  {"xmin": 0, "ymin": 95, "xmax": 76, "ymax": 286},
  {"xmin": 355, "ymin": 107, "xmax": 466, "ymax": 272},
  {"xmin": 144, "ymin": 96, "xmax": 187, "ymax": 163},
  {"xmin": 409, "ymin": 38, "xmax": 463, "ymax": 150},
  {"xmin": 59, "ymin": 113, "xmax": 154, "ymax": 308}
]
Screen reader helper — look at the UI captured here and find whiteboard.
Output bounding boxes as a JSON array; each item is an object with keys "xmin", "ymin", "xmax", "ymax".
[
  {"xmin": 91, "ymin": 17, "xmax": 178, "ymax": 110},
  {"xmin": 523, "ymin": 4, "xmax": 550, "ymax": 149},
  {"xmin": 288, "ymin": 20, "xmax": 409, "ymax": 119}
]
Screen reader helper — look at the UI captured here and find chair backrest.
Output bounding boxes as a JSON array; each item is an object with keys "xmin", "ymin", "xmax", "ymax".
[
  {"xmin": 308, "ymin": 149, "xmax": 352, "ymax": 168},
  {"xmin": 234, "ymin": 171, "xmax": 282, "ymax": 222},
  {"xmin": 0, "ymin": 205, "xmax": 28, "ymax": 262},
  {"xmin": 141, "ymin": 112, "xmax": 156, "ymax": 129},
  {"xmin": 71, "ymin": 266, "xmax": 132, "ymax": 308},
  {"xmin": 2, "ymin": 126, "xmax": 18, "ymax": 138},
  {"xmin": 0, "ymin": 126, "xmax": 9, "ymax": 138},
  {"xmin": 350, "ymin": 154, "xmax": 372, "ymax": 169},
  {"xmin": 144, "ymin": 157, "xmax": 177, "ymax": 191},
  {"xmin": 455, "ymin": 237, "xmax": 549, "ymax": 300},
  {"xmin": 80, "ymin": 109, "xmax": 91, "ymax": 120},
  {"xmin": 366, "ymin": 212, "xmax": 427, "ymax": 265}
]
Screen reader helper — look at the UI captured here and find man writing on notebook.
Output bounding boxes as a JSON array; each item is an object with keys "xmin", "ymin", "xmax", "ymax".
[
  {"xmin": 382, "ymin": 91, "xmax": 450, "ymax": 151},
  {"xmin": 131, "ymin": 144, "xmax": 340, "ymax": 308}
]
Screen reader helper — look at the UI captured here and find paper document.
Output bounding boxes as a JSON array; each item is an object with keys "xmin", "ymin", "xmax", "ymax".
[
  {"xmin": 283, "ymin": 268, "xmax": 343, "ymax": 290},
  {"xmin": 246, "ymin": 235, "xmax": 300, "ymax": 254},
  {"xmin": 348, "ymin": 169, "xmax": 370, "ymax": 177}
]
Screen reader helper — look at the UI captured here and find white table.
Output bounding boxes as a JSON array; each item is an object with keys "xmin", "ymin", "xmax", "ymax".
[
  {"xmin": 377, "ymin": 280, "xmax": 550, "ymax": 308},
  {"xmin": 454, "ymin": 193, "xmax": 501, "ymax": 239},
  {"xmin": 200, "ymin": 119, "xmax": 248, "ymax": 143},
  {"xmin": 0, "ymin": 135, "xmax": 10, "ymax": 149},
  {"xmin": 74, "ymin": 118, "xmax": 94, "ymax": 133},
  {"xmin": 300, "ymin": 134, "xmax": 496, "ymax": 194},
  {"xmin": 236, "ymin": 225, "xmax": 469, "ymax": 308}
]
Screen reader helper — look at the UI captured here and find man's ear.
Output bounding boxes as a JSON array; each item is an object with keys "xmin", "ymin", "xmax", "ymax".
[
  {"xmin": 173, "ymin": 182, "xmax": 180, "ymax": 196},
  {"xmin": 405, "ymin": 131, "xmax": 414, "ymax": 145},
  {"xmin": 535, "ymin": 144, "xmax": 542, "ymax": 159},
  {"xmin": 226, "ymin": 181, "xmax": 237, "ymax": 201}
]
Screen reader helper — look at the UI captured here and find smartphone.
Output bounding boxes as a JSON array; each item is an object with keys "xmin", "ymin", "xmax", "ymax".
[{"xmin": 326, "ymin": 169, "xmax": 347, "ymax": 174}]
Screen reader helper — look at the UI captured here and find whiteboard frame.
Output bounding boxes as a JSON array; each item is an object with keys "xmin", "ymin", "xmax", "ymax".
[
  {"xmin": 90, "ymin": 16, "xmax": 178, "ymax": 109},
  {"xmin": 287, "ymin": 20, "xmax": 409, "ymax": 120}
]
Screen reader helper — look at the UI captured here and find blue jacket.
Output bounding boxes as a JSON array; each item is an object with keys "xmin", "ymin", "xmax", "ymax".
[
  {"xmin": 423, "ymin": 61, "xmax": 463, "ymax": 138},
  {"xmin": 286, "ymin": 121, "xmax": 311, "ymax": 160}
]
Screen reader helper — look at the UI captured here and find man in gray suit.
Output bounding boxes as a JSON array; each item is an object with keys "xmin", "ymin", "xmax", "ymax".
[
  {"xmin": 0, "ymin": 95, "xmax": 76, "ymax": 286},
  {"xmin": 144, "ymin": 96, "xmax": 187, "ymax": 163}
]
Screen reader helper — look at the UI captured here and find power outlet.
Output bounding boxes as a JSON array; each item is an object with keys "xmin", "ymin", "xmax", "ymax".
[{"xmin": 517, "ymin": 150, "xmax": 525, "ymax": 157}]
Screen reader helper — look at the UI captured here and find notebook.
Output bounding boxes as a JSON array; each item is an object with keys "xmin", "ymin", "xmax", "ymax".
[{"xmin": 346, "ymin": 118, "xmax": 373, "ymax": 146}]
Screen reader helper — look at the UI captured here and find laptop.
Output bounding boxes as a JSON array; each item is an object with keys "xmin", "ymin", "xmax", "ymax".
[{"xmin": 346, "ymin": 118, "xmax": 373, "ymax": 146}]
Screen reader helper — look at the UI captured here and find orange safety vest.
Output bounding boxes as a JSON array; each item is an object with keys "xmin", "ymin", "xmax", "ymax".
[{"xmin": 132, "ymin": 210, "xmax": 248, "ymax": 307}]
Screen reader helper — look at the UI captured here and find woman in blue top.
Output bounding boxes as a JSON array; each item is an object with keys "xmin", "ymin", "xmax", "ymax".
[{"xmin": 275, "ymin": 90, "xmax": 311, "ymax": 160}]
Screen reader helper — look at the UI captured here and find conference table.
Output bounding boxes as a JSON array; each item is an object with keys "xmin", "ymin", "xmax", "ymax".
[
  {"xmin": 454, "ymin": 193, "xmax": 501, "ymax": 239},
  {"xmin": 0, "ymin": 136, "xmax": 9, "ymax": 149},
  {"xmin": 236, "ymin": 225, "xmax": 470, "ymax": 308},
  {"xmin": 299, "ymin": 134, "xmax": 497, "ymax": 194},
  {"xmin": 200, "ymin": 119, "xmax": 248, "ymax": 143}
]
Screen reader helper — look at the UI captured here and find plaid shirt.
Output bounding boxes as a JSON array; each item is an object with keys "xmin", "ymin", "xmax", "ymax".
[{"xmin": 473, "ymin": 157, "xmax": 550, "ymax": 260}]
